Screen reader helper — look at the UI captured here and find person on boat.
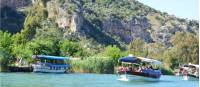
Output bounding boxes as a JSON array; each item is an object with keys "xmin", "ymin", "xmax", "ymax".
[
  {"xmin": 36, "ymin": 61, "xmax": 41, "ymax": 64},
  {"xmin": 118, "ymin": 66, "xmax": 126, "ymax": 74},
  {"xmin": 122, "ymin": 66, "xmax": 127, "ymax": 72},
  {"xmin": 141, "ymin": 66, "xmax": 147, "ymax": 70},
  {"xmin": 132, "ymin": 67, "xmax": 137, "ymax": 72},
  {"xmin": 149, "ymin": 66, "xmax": 153, "ymax": 70},
  {"xmin": 179, "ymin": 67, "xmax": 184, "ymax": 75},
  {"xmin": 136, "ymin": 67, "xmax": 141, "ymax": 72},
  {"xmin": 147, "ymin": 65, "xmax": 153, "ymax": 71},
  {"xmin": 127, "ymin": 65, "xmax": 132, "ymax": 73},
  {"xmin": 183, "ymin": 70, "xmax": 188, "ymax": 76}
]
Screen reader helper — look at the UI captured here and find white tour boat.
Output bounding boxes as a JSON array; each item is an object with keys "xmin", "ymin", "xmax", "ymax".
[{"xmin": 32, "ymin": 55, "xmax": 69, "ymax": 73}]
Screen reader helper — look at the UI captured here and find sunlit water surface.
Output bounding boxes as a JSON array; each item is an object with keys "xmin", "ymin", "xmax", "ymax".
[{"xmin": 0, "ymin": 73, "xmax": 198, "ymax": 87}]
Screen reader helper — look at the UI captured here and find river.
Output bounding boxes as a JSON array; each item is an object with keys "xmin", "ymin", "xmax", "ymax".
[{"xmin": 0, "ymin": 73, "xmax": 198, "ymax": 87}]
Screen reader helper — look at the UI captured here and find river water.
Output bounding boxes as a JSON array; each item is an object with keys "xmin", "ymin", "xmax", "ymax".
[{"xmin": 0, "ymin": 73, "xmax": 198, "ymax": 87}]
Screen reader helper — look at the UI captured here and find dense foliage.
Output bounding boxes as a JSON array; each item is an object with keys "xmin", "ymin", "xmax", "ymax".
[
  {"xmin": 59, "ymin": 40, "xmax": 87, "ymax": 57},
  {"xmin": 102, "ymin": 45, "xmax": 121, "ymax": 63},
  {"xmin": 163, "ymin": 32, "xmax": 199, "ymax": 69},
  {"xmin": 0, "ymin": 31, "xmax": 13, "ymax": 71},
  {"xmin": 128, "ymin": 38, "xmax": 148, "ymax": 57}
]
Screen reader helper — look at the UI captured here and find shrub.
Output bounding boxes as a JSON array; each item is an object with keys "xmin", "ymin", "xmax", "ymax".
[
  {"xmin": 161, "ymin": 67, "xmax": 174, "ymax": 75},
  {"xmin": 103, "ymin": 45, "xmax": 121, "ymax": 63}
]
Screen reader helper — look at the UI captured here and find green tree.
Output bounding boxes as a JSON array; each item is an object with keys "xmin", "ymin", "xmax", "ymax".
[
  {"xmin": 128, "ymin": 38, "xmax": 147, "ymax": 57},
  {"xmin": 171, "ymin": 32, "xmax": 198, "ymax": 64},
  {"xmin": 0, "ymin": 31, "xmax": 13, "ymax": 49},
  {"xmin": 146, "ymin": 43, "xmax": 165, "ymax": 61},
  {"xmin": 0, "ymin": 31, "xmax": 13, "ymax": 71},
  {"xmin": 163, "ymin": 49, "xmax": 179, "ymax": 69},
  {"xmin": 12, "ymin": 44, "xmax": 33, "ymax": 64},
  {"xmin": 59, "ymin": 40, "xmax": 86, "ymax": 57},
  {"xmin": 19, "ymin": 2, "xmax": 48, "ymax": 42},
  {"xmin": 34, "ymin": 21, "xmax": 63, "ymax": 42},
  {"xmin": 12, "ymin": 32, "xmax": 27, "ymax": 45},
  {"xmin": 102, "ymin": 45, "xmax": 121, "ymax": 64},
  {"xmin": 164, "ymin": 32, "xmax": 199, "ymax": 68},
  {"xmin": 28, "ymin": 39, "xmax": 56, "ymax": 55}
]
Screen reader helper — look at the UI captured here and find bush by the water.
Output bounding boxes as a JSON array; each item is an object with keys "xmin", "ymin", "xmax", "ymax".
[
  {"xmin": 161, "ymin": 67, "xmax": 174, "ymax": 75},
  {"xmin": 0, "ymin": 31, "xmax": 13, "ymax": 71},
  {"xmin": 70, "ymin": 56, "xmax": 114, "ymax": 74}
]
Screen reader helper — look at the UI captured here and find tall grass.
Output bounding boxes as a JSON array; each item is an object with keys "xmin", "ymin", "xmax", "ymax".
[{"xmin": 70, "ymin": 56, "xmax": 114, "ymax": 74}]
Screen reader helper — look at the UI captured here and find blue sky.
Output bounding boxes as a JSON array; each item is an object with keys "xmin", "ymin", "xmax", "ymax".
[{"xmin": 138, "ymin": 0, "xmax": 199, "ymax": 20}]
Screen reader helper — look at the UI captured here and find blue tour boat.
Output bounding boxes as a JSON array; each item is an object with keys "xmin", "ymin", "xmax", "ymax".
[
  {"xmin": 117, "ymin": 55, "xmax": 162, "ymax": 81},
  {"xmin": 32, "ymin": 55, "xmax": 69, "ymax": 73}
]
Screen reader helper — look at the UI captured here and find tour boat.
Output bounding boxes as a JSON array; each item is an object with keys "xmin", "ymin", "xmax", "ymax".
[
  {"xmin": 32, "ymin": 55, "xmax": 69, "ymax": 73},
  {"xmin": 117, "ymin": 55, "xmax": 162, "ymax": 81},
  {"xmin": 178, "ymin": 63, "xmax": 199, "ymax": 80}
]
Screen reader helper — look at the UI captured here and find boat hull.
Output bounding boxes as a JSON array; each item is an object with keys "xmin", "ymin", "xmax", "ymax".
[
  {"xmin": 182, "ymin": 75, "xmax": 199, "ymax": 81},
  {"xmin": 118, "ymin": 74, "xmax": 160, "ymax": 81},
  {"xmin": 32, "ymin": 64, "xmax": 68, "ymax": 73}
]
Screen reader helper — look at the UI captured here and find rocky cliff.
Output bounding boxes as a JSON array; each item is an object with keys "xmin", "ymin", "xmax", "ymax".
[{"xmin": 1, "ymin": 0, "xmax": 199, "ymax": 48}]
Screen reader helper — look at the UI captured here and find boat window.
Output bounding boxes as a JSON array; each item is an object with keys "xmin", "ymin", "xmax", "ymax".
[
  {"xmin": 40, "ymin": 58, "xmax": 46, "ymax": 63},
  {"xmin": 55, "ymin": 60, "xmax": 65, "ymax": 64},
  {"xmin": 46, "ymin": 59, "xmax": 54, "ymax": 64},
  {"xmin": 33, "ymin": 58, "xmax": 40, "ymax": 64}
]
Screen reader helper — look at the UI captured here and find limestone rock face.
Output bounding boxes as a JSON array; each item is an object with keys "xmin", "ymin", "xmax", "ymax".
[
  {"xmin": 70, "ymin": 13, "xmax": 83, "ymax": 32},
  {"xmin": 46, "ymin": 1, "xmax": 83, "ymax": 33},
  {"xmin": 102, "ymin": 17, "xmax": 152, "ymax": 43},
  {"xmin": 154, "ymin": 26, "xmax": 173, "ymax": 47},
  {"xmin": 128, "ymin": 17, "xmax": 152, "ymax": 43}
]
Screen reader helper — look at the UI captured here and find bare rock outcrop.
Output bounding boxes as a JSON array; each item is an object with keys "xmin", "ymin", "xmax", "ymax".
[{"xmin": 102, "ymin": 17, "xmax": 152, "ymax": 43}]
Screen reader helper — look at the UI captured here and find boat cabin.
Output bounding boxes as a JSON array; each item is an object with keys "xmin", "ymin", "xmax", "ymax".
[{"xmin": 32, "ymin": 55, "xmax": 69, "ymax": 73}]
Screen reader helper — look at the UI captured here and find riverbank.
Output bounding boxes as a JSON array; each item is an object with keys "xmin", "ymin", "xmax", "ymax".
[
  {"xmin": 0, "ymin": 65, "xmax": 174, "ymax": 75},
  {"xmin": 0, "ymin": 56, "xmax": 174, "ymax": 75},
  {"xmin": 7, "ymin": 66, "xmax": 32, "ymax": 72},
  {"xmin": 1, "ymin": 56, "xmax": 174, "ymax": 75}
]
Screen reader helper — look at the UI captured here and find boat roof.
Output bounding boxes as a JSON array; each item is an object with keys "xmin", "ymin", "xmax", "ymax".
[
  {"xmin": 118, "ymin": 55, "xmax": 161, "ymax": 65},
  {"xmin": 118, "ymin": 56, "xmax": 139, "ymax": 63},
  {"xmin": 137, "ymin": 57, "xmax": 161, "ymax": 65},
  {"xmin": 32, "ymin": 55, "xmax": 69, "ymax": 60},
  {"xmin": 188, "ymin": 63, "xmax": 199, "ymax": 68}
]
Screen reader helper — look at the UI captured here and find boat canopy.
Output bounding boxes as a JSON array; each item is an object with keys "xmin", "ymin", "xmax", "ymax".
[
  {"xmin": 32, "ymin": 55, "xmax": 69, "ymax": 60},
  {"xmin": 188, "ymin": 63, "xmax": 199, "ymax": 68},
  {"xmin": 118, "ymin": 56, "xmax": 139, "ymax": 63},
  {"xmin": 118, "ymin": 55, "xmax": 161, "ymax": 65},
  {"xmin": 137, "ymin": 57, "xmax": 161, "ymax": 65}
]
